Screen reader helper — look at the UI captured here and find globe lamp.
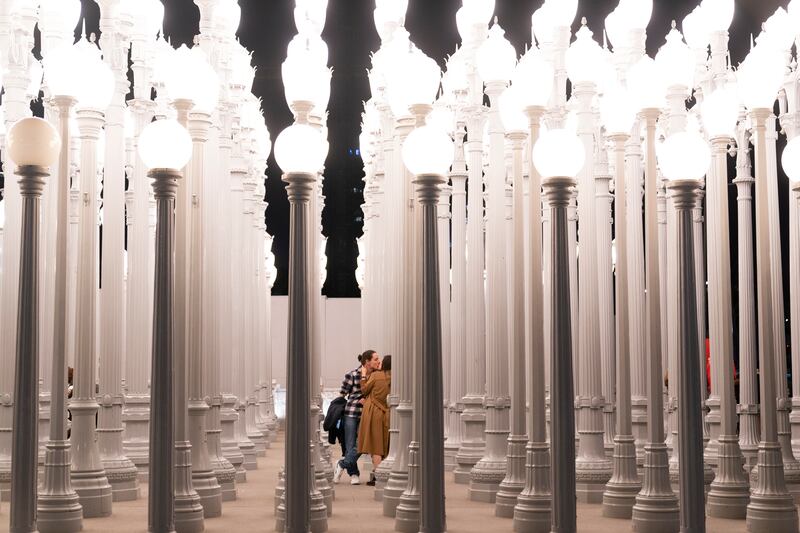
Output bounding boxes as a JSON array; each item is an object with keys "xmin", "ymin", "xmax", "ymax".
[
  {"xmin": 477, "ymin": 23, "xmax": 517, "ymax": 84},
  {"xmin": 73, "ymin": 39, "xmax": 115, "ymax": 112},
  {"xmin": 402, "ymin": 125, "xmax": 455, "ymax": 176},
  {"xmin": 6, "ymin": 117, "xmax": 62, "ymax": 169},
  {"xmin": 782, "ymin": 136, "xmax": 800, "ymax": 184},
  {"xmin": 701, "ymin": 86, "xmax": 738, "ymax": 139},
  {"xmin": 138, "ymin": 119, "xmax": 193, "ymax": 171},
  {"xmin": 512, "ymin": 47, "xmax": 553, "ymax": 108},
  {"xmin": 565, "ymin": 22, "xmax": 605, "ymax": 86},
  {"xmin": 658, "ymin": 131, "xmax": 710, "ymax": 181},
  {"xmin": 655, "ymin": 25, "xmax": 694, "ymax": 92},
  {"xmin": 499, "ymin": 86, "xmax": 527, "ymax": 133},
  {"xmin": 681, "ymin": 7, "xmax": 709, "ymax": 50},
  {"xmin": 532, "ymin": 128, "xmax": 585, "ymax": 179},
  {"xmin": 737, "ymin": 43, "xmax": 785, "ymax": 110},
  {"xmin": 462, "ymin": 0, "xmax": 495, "ymax": 26},
  {"xmin": 600, "ymin": 84, "xmax": 637, "ymax": 136},
  {"xmin": 701, "ymin": 0, "xmax": 734, "ymax": 32},
  {"xmin": 127, "ymin": 0, "xmax": 164, "ymax": 38},
  {"xmin": 43, "ymin": 44, "xmax": 80, "ymax": 98},
  {"xmin": 274, "ymin": 123, "xmax": 326, "ymax": 175},
  {"xmin": 627, "ymin": 55, "xmax": 667, "ymax": 110}
]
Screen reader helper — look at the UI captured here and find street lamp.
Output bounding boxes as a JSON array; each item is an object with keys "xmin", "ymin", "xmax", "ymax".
[
  {"xmin": 532, "ymin": 128, "xmax": 584, "ymax": 533},
  {"xmin": 739, "ymin": 40, "xmax": 800, "ymax": 533},
  {"xmin": 658, "ymin": 130, "xmax": 711, "ymax": 533},
  {"xmin": 274, "ymin": 123, "xmax": 326, "ymax": 533},
  {"xmin": 6, "ymin": 116, "xmax": 61, "ymax": 533},
  {"xmin": 510, "ymin": 44, "xmax": 553, "ymax": 533},
  {"xmin": 70, "ymin": 36, "xmax": 116, "ymax": 519},
  {"xmin": 36, "ymin": 41, "xmax": 84, "ymax": 533},
  {"xmin": 138, "ymin": 118, "xmax": 193, "ymax": 533},
  {"xmin": 701, "ymin": 85, "xmax": 751, "ymax": 518},
  {"xmin": 401, "ymin": 123, "xmax": 454, "ymax": 533},
  {"xmin": 600, "ymin": 82, "xmax": 642, "ymax": 519}
]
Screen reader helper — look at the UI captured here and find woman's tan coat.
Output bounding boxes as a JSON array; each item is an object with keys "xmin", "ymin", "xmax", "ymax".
[{"xmin": 357, "ymin": 370, "xmax": 391, "ymax": 457}]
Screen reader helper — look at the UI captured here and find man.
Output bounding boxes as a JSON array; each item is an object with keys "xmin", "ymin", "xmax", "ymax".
[{"xmin": 334, "ymin": 349, "xmax": 379, "ymax": 485}]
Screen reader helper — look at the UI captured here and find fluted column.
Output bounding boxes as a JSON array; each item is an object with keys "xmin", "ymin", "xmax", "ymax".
[
  {"xmin": 631, "ymin": 109, "xmax": 679, "ymax": 533},
  {"xmin": 437, "ymin": 182, "xmax": 453, "ymax": 471},
  {"xmin": 454, "ymin": 107, "xmax": 487, "ymax": 485},
  {"xmin": 446, "ymin": 122, "xmax": 467, "ymax": 473},
  {"xmin": 186, "ymin": 111, "xmax": 222, "ymax": 518},
  {"xmin": 123, "ymin": 98, "xmax": 157, "ymax": 479},
  {"xmin": 70, "ymin": 108, "xmax": 114, "ymax": 518},
  {"xmin": 469, "ymin": 82, "xmax": 510, "ymax": 503},
  {"xmin": 706, "ymin": 136, "xmax": 749, "ymax": 517},
  {"xmin": 495, "ymin": 130, "xmax": 528, "ymax": 517},
  {"xmin": 745, "ymin": 107, "xmax": 798, "ymax": 532}
]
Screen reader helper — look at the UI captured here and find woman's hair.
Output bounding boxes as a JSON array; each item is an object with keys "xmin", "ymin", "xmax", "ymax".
[
  {"xmin": 360, "ymin": 349, "xmax": 377, "ymax": 365},
  {"xmin": 381, "ymin": 355, "xmax": 391, "ymax": 372}
]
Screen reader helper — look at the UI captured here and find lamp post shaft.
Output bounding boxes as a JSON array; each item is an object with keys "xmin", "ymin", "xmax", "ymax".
[
  {"xmin": 10, "ymin": 166, "xmax": 48, "ymax": 533},
  {"xmin": 148, "ymin": 169, "xmax": 180, "ymax": 533}
]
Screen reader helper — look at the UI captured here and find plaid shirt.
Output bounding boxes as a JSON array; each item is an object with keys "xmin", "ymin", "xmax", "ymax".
[{"xmin": 340, "ymin": 366, "xmax": 364, "ymax": 418}]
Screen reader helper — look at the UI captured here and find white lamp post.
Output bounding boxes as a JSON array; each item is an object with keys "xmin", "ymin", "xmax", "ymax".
[
  {"xmin": 564, "ymin": 19, "xmax": 613, "ymax": 503},
  {"xmin": 274, "ymin": 123, "xmax": 326, "ymax": 533},
  {"xmin": 659, "ymin": 131, "xmax": 711, "ymax": 533},
  {"xmin": 628, "ymin": 54, "xmax": 680, "ymax": 533},
  {"xmin": 70, "ymin": 37, "xmax": 115, "ymax": 518},
  {"xmin": 740, "ymin": 41, "xmax": 800, "ymax": 532},
  {"xmin": 401, "ymin": 123, "xmax": 455, "ymax": 533},
  {"xmin": 511, "ymin": 44, "xmax": 553, "ymax": 533},
  {"xmin": 138, "ymin": 118, "xmax": 193, "ymax": 533},
  {"xmin": 495, "ymin": 84, "xmax": 528, "ymax": 518},
  {"xmin": 469, "ymin": 20, "xmax": 516, "ymax": 504},
  {"xmin": 532, "ymin": 128, "xmax": 584, "ymax": 533},
  {"xmin": 36, "ymin": 42, "xmax": 83, "ymax": 533},
  {"xmin": 701, "ymin": 86, "xmax": 750, "ymax": 518},
  {"xmin": 600, "ymin": 83, "xmax": 642, "ymax": 519},
  {"xmin": 7, "ymin": 116, "xmax": 61, "ymax": 533}
]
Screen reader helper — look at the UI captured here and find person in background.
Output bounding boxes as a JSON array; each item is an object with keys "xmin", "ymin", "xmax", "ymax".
[
  {"xmin": 334, "ymin": 349, "xmax": 379, "ymax": 485},
  {"xmin": 358, "ymin": 354, "xmax": 391, "ymax": 486}
]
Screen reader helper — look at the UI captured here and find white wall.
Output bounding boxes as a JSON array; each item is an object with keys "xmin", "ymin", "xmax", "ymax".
[{"xmin": 270, "ymin": 296, "xmax": 363, "ymax": 390}]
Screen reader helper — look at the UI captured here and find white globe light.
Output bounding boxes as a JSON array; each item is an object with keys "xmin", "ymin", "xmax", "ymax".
[
  {"xmin": 191, "ymin": 48, "xmax": 220, "ymax": 112},
  {"xmin": 604, "ymin": 10, "xmax": 627, "ymax": 50},
  {"xmin": 658, "ymin": 131, "xmax": 710, "ymax": 181},
  {"xmin": 462, "ymin": 0, "xmax": 496, "ymax": 26},
  {"xmin": 294, "ymin": 0, "xmax": 328, "ymax": 36},
  {"xmin": 443, "ymin": 48, "xmax": 470, "ymax": 96},
  {"xmin": 701, "ymin": 0, "xmax": 734, "ymax": 32},
  {"xmin": 6, "ymin": 117, "xmax": 62, "ymax": 168},
  {"xmin": 282, "ymin": 35, "xmax": 332, "ymax": 111},
  {"xmin": 627, "ymin": 55, "xmax": 667, "ymax": 111},
  {"xmin": 477, "ymin": 23, "xmax": 517, "ymax": 83},
  {"xmin": 126, "ymin": 0, "xmax": 164, "ymax": 38},
  {"xmin": 737, "ymin": 43, "xmax": 784, "ymax": 110},
  {"xmin": 531, "ymin": 4, "xmax": 555, "ymax": 45},
  {"xmin": 39, "ymin": 0, "xmax": 81, "ymax": 39},
  {"xmin": 565, "ymin": 23, "xmax": 605, "ymax": 86},
  {"xmin": 138, "ymin": 119, "xmax": 193, "ymax": 171},
  {"xmin": 213, "ymin": 0, "xmax": 241, "ymax": 36},
  {"xmin": 164, "ymin": 45, "xmax": 218, "ymax": 111},
  {"xmin": 618, "ymin": 0, "xmax": 653, "ymax": 31},
  {"xmin": 512, "ymin": 47, "xmax": 554, "ymax": 108},
  {"xmin": 600, "ymin": 83, "xmax": 637, "ymax": 135},
  {"xmin": 499, "ymin": 86, "xmax": 527, "ymax": 133},
  {"xmin": 682, "ymin": 6, "xmax": 710, "ymax": 50},
  {"xmin": 655, "ymin": 25, "xmax": 694, "ymax": 91},
  {"xmin": 549, "ymin": 0, "xmax": 578, "ymax": 27},
  {"xmin": 427, "ymin": 104, "xmax": 456, "ymax": 136},
  {"xmin": 763, "ymin": 7, "xmax": 796, "ymax": 52},
  {"xmin": 532, "ymin": 128, "xmax": 585, "ymax": 179},
  {"xmin": 254, "ymin": 122, "xmax": 272, "ymax": 159},
  {"xmin": 43, "ymin": 44, "xmax": 80, "ymax": 98},
  {"xmin": 230, "ymin": 45, "xmax": 256, "ymax": 92},
  {"xmin": 402, "ymin": 125, "xmax": 455, "ymax": 176},
  {"xmin": 375, "ymin": 0, "xmax": 408, "ymax": 33},
  {"xmin": 701, "ymin": 85, "xmax": 739, "ymax": 139},
  {"xmin": 386, "ymin": 43, "xmax": 441, "ymax": 115},
  {"xmin": 274, "ymin": 124, "xmax": 325, "ymax": 174},
  {"xmin": 782, "ymin": 136, "xmax": 800, "ymax": 183},
  {"xmin": 74, "ymin": 39, "xmax": 115, "ymax": 111}
]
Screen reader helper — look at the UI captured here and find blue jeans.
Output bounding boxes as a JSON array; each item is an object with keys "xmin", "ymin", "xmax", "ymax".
[{"xmin": 339, "ymin": 415, "xmax": 361, "ymax": 476}]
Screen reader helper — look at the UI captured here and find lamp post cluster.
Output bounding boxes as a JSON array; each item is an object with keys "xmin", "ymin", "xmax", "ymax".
[{"xmin": 0, "ymin": 1, "xmax": 281, "ymax": 532}]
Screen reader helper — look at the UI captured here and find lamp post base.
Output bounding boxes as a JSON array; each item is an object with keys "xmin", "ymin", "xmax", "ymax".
[
  {"xmin": 454, "ymin": 397, "xmax": 486, "ymax": 484},
  {"xmin": 394, "ymin": 442, "xmax": 421, "ymax": 533},
  {"xmin": 495, "ymin": 434, "xmax": 527, "ymax": 517},
  {"xmin": 511, "ymin": 444, "xmax": 551, "ymax": 533},
  {"xmin": 602, "ymin": 435, "xmax": 641, "ymax": 519},
  {"xmin": 631, "ymin": 444, "xmax": 679, "ymax": 533},
  {"xmin": 37, "ymin": 441, "xmax": 84, "ymax": 533},
  {"xmin": 747, "ymin": 445, "xmax": 798, "ymax": 533}
]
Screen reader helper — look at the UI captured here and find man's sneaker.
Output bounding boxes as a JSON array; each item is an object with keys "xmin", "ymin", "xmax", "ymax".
[
  {"xmin": 350, "ymin": 475, "xmax": 360, "ymax": 485},
  {"xmin": 333, "ymin": 462, "xmax": 344, "ymax": 484}
]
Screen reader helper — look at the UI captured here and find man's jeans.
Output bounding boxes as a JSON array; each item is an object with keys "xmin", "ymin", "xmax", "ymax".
[{"xmin": 339, "ymin": 415, "xmax": 361, "ymax": 476}]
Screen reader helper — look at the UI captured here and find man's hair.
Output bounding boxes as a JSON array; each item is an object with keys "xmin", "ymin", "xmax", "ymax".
[{"xmin": 359, "ymin": 349, "xmax": 377, "ymax": 365}]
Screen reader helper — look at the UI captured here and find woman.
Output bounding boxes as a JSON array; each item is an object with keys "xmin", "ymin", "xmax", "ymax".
[{"xmin": 357, "ymin": 354, "xmax": 391, "ymax": 486}]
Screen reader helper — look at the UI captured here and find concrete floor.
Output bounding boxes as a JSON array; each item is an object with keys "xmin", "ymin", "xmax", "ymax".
[{"xmin": 0, "ymin": 435, "xmax": 756, "ymax": 532}]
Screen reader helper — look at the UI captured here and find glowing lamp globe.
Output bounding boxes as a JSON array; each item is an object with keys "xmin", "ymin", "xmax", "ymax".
[
  {"xmin": 213, "ymin": 0, "xmax": 241, "ymax": 36},
  {"xmin": 443, "ymin": 49, "xmax": 470, "ymax": 96},
  {"xmin": 782, "ymin": 136, "xmax": 800, "ymax": 184},
  {"xmin": 39, "ymin": 0, "xmax": 81, "ymax": 38},
  {"xmin": 627, "ymin": 55, "xmax": 667, "ymax": 111},
  {"xmin": 531, "ymin": 4, "xmax": 555, "ymax": 45},
  {"xmin": 191, "ymin": 50, "xmax": 221, "ymax": 112},
  {"xmin": 6, "ymin": 117, "xmax": 61, "ymax": 168},
  {"xmin": 386, "ymin": 44, "xmax": 441, "ymax": 114},
  {"xmin": 274, "ymin": 124, "xmax": 325, "ymax": 174},
  {"xmin": 600, "ymin": 84, "xmax": 637, "ymax": 135},
  {"xmin": 512, "ymin": 47, "xmax": 553, "ymax": 108},
  {"xmin": 763, "ymin": 7, "xmax": 796, "ymax": 52},
  {"xmin": 74, "ymin": 40, "xmax": 115, "ymax": 111},
  {"xmin": 701, "ymin": 86, "xmax": 738, "ymax": 138},
  {"xmin": 294, "ymin": 0, "xmax": 328, "ymax": 36},
  {"xmin": 681, "ymin": 7, "xmax": 710, "ymax": 50},
  {"xmin": 565, "ymin": 23, "xmax": 605, "ymax": 86},
  {"xmin": 138, "ymin": 119, "xmax": 192, "ymax": 171},
  {"xmin": 549, "ymin": 0, "xmax": 578, "ymax": 27},
  {"xmin": 427, "ymin": 104, "xmax": 456, "ymax": 136},
  {"xmin": 462, "ymin": 0, "xmax": 496, "ymax": 26},
  {"xmin": 375, "ymin": 0, "xmax": 408, "ymax": 27},
  {"xmin": 701, "ymin": 0, "xmax": 734, "ymax": 32},
  {"xmin": 231, "ymin": 46, "xmax": 256, "ymax": 92},
  {"xmin": 402, "ymin": 125, "xmax": 455, "ymax": 176},
  {"xmin": 658, "ymin": 131, "xmax": 710, "ymax": 181},
  {"xmin": 618, "ymin": 0, "xmax": 653, "ymax": 31},
  {"xmin": 165, "ymin": 45, "xmax": 219, "ymax": 111},
  {"xmin": 43, "ymin": 44, "xmax": 80, "ymax": 98},
  {"xmin": 532, "ymin": 128, "xmax": 585, "ymax": 179},
  {"xmin": 477, "ymin": 23, "xmax": 517, "ymax": 83},
  {"xmin": 456, "ymin": 6, "xmax": 486, "ymax": 44},
  {"xmin": 127, "ymin": 0, "xmax": 164, "ymax": 38},
  {"xmin": 604, "ymin": 10, "xmax": 627, "ymax": 50},
  {"xmin": 655, "ymin": 26, "xmax": 694, "ymax": 91},
  {"xmin": 253, "ymin": 123, "xmax": 272, "ymax": 159},
  {"xmin": 737, "ymin": 44, "xmax": 784, "ymax": 110},
  {"xmin": 499, "ymin": 86, "xmax": 527, "ymax": 133}
]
